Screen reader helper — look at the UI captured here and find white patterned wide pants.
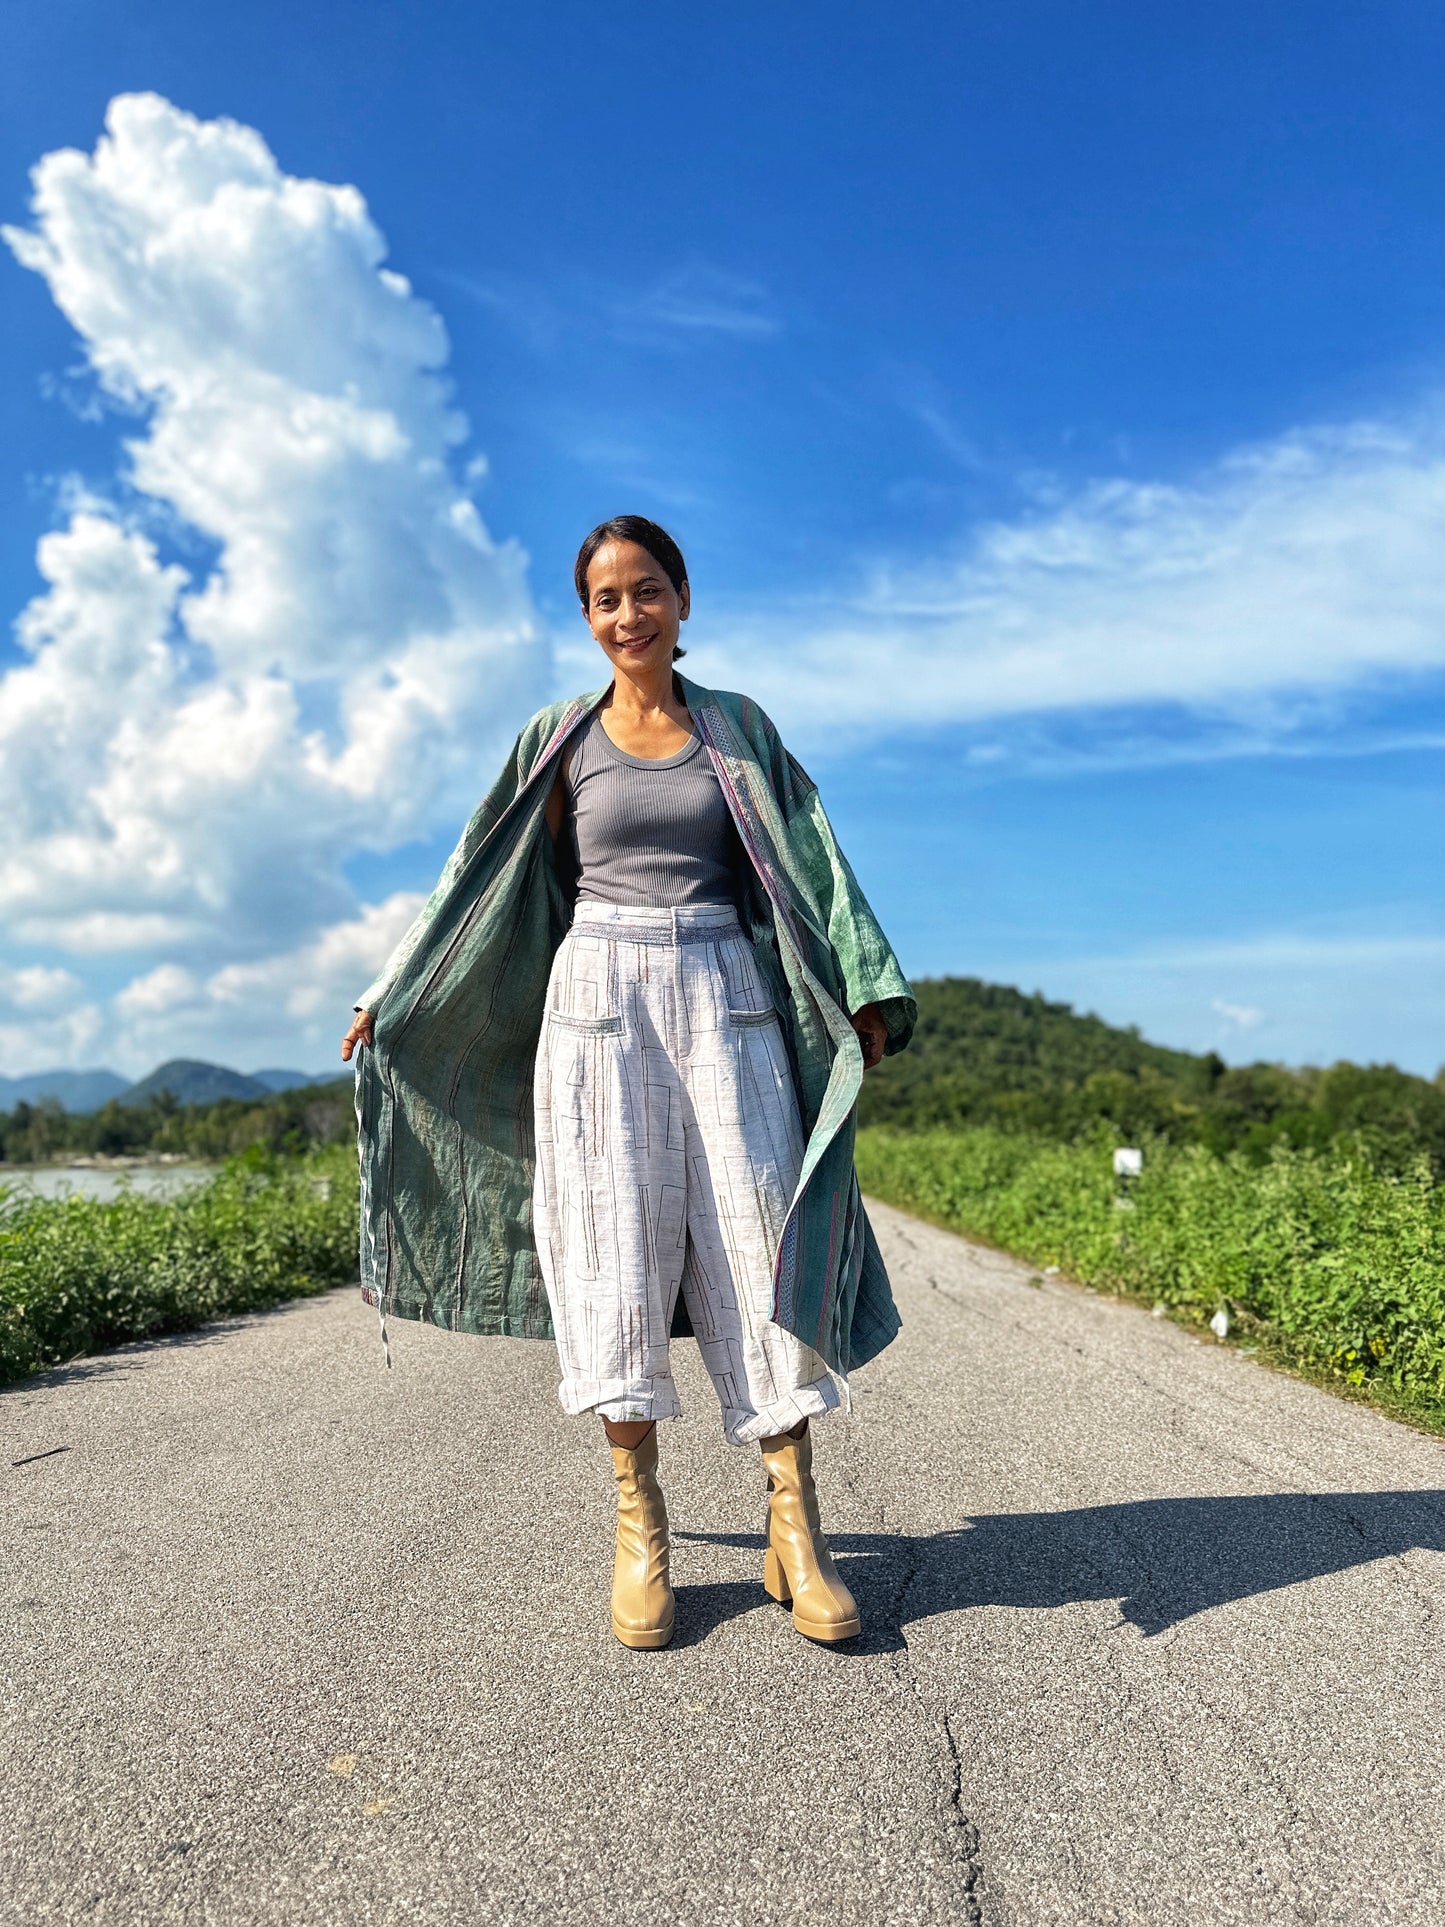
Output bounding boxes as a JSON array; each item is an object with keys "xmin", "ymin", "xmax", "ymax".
[{"xmin": 532, "ymin": 900, "xmax": 842, "ymax": 1445}]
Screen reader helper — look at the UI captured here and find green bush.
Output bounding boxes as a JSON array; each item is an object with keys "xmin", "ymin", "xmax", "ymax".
[
  {"xmin": 857, "ymin": 1125, "xmax": 1445, "ymax": 1429},
  {"xmin": 0, "ymin": 1144, "xmax": 359, "ymax": 1383}
]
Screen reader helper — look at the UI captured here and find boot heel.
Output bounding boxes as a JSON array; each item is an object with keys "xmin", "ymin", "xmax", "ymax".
[
  {"xmin": 763, "ymin": 1544, "xmax": 792, "ymax": 1604},
  {"xmin": 758, "ymin": 1427, "xmax": 862, "ymax": 1642}
]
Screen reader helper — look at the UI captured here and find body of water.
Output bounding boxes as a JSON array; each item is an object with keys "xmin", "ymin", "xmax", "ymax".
[{"xmin": 0, "ymin": 1163, "xmax": 214, "ymax": 1203}]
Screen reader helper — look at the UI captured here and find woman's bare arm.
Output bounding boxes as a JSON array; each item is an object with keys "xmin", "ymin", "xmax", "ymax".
[{"xmin": 544, "ymin": 752, "xmax": 568, "ymax": 844}]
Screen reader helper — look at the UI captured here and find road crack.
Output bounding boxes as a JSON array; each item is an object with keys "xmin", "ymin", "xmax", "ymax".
[
  {"xmin": 938, "ymin": 1707, "xmax": 985, "ymax": 1917},
  {"xmin": 882, "ymin": 1494, "xmax": 986, "ymax": 1923},
  {"xmin": 835, "ymin": 1404, "xmax": 985, "ymax": 1917}
]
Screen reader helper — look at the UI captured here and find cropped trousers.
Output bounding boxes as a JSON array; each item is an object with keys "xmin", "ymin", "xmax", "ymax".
[{"xmin": 531, "ymin": 900, "xmax": 842, "ymax": 1444}]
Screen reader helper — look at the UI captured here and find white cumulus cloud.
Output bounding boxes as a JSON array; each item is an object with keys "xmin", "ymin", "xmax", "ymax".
[
  {"xmin": 0, "ymin": 965, "xmax": 84, "ymax": 1012},
  {"xmin": 114, "ymin": 963, "xmax": 201, "ymax": 1017},
  {"xmin": 1, "ymin": 93, "xmax": 543, "ymax": 1070},
  {"xmin": 108, "ymin": 892, "xmax": 424, "ymax": 1073}
]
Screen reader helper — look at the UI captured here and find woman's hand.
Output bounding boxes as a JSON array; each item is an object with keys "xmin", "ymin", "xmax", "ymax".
[
  {"xmin": 341, "ymin": 1011, "xmax": 374, "ymax": 1062},
  {"xmin": 850, "ymin": 1002, "xmax": 888, "ymax": 1071}
]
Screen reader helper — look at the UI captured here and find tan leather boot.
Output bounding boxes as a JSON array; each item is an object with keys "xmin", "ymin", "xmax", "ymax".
[
  {"xmin": 608, "ymin": 1426, "xmax": 675, "ymax": 1650},
  {"xmin": 759, "ymin": 1425, "xmax": 861, "ymax": 1642}
]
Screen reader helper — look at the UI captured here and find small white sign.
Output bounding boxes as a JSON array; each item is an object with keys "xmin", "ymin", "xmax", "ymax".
[{"xmin": 1113, "ymin": 1147, "xmax": 1143, "ymax": 1178}]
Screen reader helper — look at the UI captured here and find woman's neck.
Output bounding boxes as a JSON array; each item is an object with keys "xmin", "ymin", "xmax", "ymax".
[{"xmin": 607, "ymin": 661, "xmax": 685, "ymax": 722}]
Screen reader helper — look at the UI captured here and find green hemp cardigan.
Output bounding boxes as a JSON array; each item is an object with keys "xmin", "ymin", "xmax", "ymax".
[{"xmin": 353, "ymin": 672, "xmax": 917, "ymax": 1375}]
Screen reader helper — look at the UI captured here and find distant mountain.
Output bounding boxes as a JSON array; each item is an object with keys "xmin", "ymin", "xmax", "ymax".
[
  {"xmin": 119, "ymin": 1060, "xmax": 273, "ymax": 1107},
  {"xmin": 251, "ymin": 1068, "xmax": 338, "ymax": 1093},
  {"xmin": 0, "ymin": 1068, "xmax": 129, "ymax": 1115},
  {"xmin": 0, "ymin": 1060, "xmax": 344, "ymax": 1114}
]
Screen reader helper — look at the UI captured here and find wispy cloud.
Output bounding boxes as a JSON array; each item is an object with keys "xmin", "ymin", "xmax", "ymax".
[
  {"xmin": 434, "ymin": 268, "xmax": 571, "ymax": 352},
  {"xmin": 682, "ymin": 407, "xmax": 1445, "ymax": 756},
  {"xmin": 1105, "ymin": 934, "xmax": 1445, "ymax": 972},
  {"xmin": 884, "ymin": 364, "xmax": 988, "ymax": 471},
  {"xmin": 626, "ymin": 262, "xmax": 779, "ymax": 341},
  {"xmin": 446, "ymin": 258, "xmax": 780, "ymax": 350},
  {"xmin": 1211, "ymin": 997, "xmax": 1264, "ymax": 1033}
]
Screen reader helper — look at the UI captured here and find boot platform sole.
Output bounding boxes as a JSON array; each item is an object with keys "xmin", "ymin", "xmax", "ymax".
[
  {"xmin": 764, "ymin": 1546, "xmax": 861, "ymax": 1642},
  {"xmin": 612, "ymin": 1613, "xmax": 675, "ymax": 1650}
]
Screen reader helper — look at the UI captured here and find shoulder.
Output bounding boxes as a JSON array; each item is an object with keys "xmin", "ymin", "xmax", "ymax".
[
  {"xmin": 521, "ymin": 690, "xmax": 599, "ymax": 737},
  {"xmin": 679, "ymin": 678, "xmax": 783, "ymax": 749},
  {"xmin": 680, "ymin": 677, "xmax": 817, "ymax": 809},
  {"xmin": 514, "ymin": 688, "xmax": 606, "ymax": 761}
]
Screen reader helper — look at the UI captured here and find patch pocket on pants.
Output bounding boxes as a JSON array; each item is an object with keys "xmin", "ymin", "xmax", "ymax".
[
  {"xmin": 728, "ymin": 1006, "xmax": 779, "ymax": 1029},
  {"xmin": 546, "ymin": 1010, "xmax": 623, "ymax": 1035}
]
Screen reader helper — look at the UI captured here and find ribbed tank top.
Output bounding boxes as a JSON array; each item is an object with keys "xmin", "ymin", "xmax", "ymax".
[{"xmin": 563, "ymin": 709, "xmax": 743, "ymax": 909}]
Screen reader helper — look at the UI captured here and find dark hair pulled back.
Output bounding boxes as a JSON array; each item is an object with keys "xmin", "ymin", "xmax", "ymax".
[{"xmin": 573, "ymin": 515, "xmax": 688, "ymax": 658}]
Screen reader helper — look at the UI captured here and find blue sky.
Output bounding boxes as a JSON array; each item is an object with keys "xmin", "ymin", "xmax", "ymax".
[{"xmin": 1, "ymin": 1, "xmax": 1442, "ymax": 1077}]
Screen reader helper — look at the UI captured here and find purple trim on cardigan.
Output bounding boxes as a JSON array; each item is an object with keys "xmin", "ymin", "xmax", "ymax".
[{"xmin": 693, "ymin": 704, "xmax": 805, "ymax": 954}]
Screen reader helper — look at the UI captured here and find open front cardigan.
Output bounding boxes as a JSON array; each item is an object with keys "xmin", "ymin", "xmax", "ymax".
[{"xmin": 352, "ymin": 673, "xmax": 917, "ymax": 1374}]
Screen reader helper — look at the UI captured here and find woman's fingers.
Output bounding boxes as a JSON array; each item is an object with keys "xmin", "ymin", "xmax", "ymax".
[
  {"xmin": 341, "ymin": 1013, "xmax": 375, "ymax": 1061},
  {"xmin": 850, "ymin": 1007, "xmax": 885, "ymax": 1070}
]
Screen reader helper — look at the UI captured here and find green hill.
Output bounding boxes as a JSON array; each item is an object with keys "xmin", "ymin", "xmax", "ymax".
[
  {"xmin": 860, "ymin": 977, "xmax": 1445, "ymax": 1170},
  {"xmin": 120, "ymin": 1060, "xmax": 273, "ymax": 1108}
]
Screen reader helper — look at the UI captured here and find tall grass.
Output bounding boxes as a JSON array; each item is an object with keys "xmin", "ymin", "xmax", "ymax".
[
  {"xmin": 857, "ymin": 1125, "xmax": 1445, "ymax": 1429},
  {"xmin": 0, "ymin": 1144, "xmax": 359, "ymax": 1383}
]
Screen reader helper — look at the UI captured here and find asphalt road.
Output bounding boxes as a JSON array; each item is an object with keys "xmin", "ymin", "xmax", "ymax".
[{"xmin": 4, "ymin": 1199, "xmax": 1443, "ymax": 1926}]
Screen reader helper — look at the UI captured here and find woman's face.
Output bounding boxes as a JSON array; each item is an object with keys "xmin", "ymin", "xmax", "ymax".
[{"xmin": 583, "ymin": 539, "xmax": 689, "ymax": 676}]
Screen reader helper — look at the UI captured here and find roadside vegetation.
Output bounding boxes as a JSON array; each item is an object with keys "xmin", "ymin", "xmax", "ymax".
[
  {"xmin": 856, "ymin": 1126, "xmax": 1445, "ymax": 1431},
  {"xmin": 0, "ymin": 1143, "xmax": 359, "ymax": 1382},
  {"xmin": 3, "ymin": 977, "xmax": 1440, "ymax": 1419},
  {"xmin": 857, "ymin": 980, "xmax": 1445, "ymax": 1431}
]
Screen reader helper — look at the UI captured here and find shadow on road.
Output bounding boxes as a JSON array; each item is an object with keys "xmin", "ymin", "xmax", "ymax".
[{"xmin": 676, "ymin": 1489, "xmax": 1445, "ymax": 1643}]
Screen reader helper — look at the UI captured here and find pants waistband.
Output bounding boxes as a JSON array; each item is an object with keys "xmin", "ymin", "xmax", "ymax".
[{"xmin": 569, "ymin": 901, "xmax": 741, "ymax": 946}]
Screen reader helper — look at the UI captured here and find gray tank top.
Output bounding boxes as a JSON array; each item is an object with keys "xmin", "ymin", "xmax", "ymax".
[{"xmin": 563, "ymin": 710, "xmax": 743, "ymax": 909}]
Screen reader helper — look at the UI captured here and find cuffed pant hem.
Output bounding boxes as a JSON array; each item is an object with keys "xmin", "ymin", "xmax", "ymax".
[
  {"xmin": 558, "ymin": 1377, "xmax": 684, "ymax": 1425},
  {"xmin": 721, "ymin": 1374, "xmax": 843, "ymax": 1447}
]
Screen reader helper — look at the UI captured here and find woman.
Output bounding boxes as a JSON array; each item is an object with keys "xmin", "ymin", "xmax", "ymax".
[{"xmin": 342, "ymin": 515, "xmax": 915, "ymax": 1651}]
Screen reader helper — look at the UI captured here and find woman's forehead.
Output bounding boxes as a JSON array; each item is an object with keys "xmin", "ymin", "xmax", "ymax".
[{"xmin": 587, "ymin": 539, "xmax": 665, "ymax": 587}]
